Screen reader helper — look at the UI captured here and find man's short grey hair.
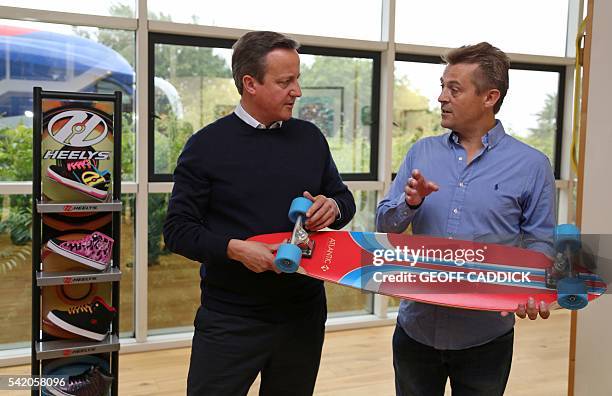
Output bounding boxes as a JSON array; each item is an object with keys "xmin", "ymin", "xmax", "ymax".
[{"xmin": 232, "ymin": 31, "xmax": 300, "ymax": 95}]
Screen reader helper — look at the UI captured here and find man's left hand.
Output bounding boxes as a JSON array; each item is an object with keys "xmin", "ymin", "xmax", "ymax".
[
  {"xmin": 501, "ymin": 297, "xmax": 550, "ymax": 320},
  {"xmin": 303, "ymin": 191, "xmax": 338, "ymax": 231}
]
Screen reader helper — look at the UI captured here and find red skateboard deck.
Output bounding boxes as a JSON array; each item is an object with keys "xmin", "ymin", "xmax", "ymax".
[{"xmin": 249, "ymin": 231, "xmax": 606, "ymax": 312}]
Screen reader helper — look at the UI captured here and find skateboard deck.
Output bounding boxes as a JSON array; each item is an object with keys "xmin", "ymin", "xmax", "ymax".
[{"xmin": 249, "ymin": 230, "xmax": 607, "ymax": 312}]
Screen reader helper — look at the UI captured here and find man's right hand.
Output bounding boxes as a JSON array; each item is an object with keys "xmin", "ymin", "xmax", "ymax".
[
  {"xmin": 227, "ymin": 239, "xmax": 281, "ymax": 274},
  {"xmin": 405, "ymin": 169, "xmax": 439, "ymax": 206}
]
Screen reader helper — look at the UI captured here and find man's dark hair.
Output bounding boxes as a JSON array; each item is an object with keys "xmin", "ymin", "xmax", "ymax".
[
  {"xmin": 442, "ymin": 42, "xmax": 510, "ymax": 114},
  {"xmin": 232, "ymin": 31, "xmax": 300, "ymax": 95}
]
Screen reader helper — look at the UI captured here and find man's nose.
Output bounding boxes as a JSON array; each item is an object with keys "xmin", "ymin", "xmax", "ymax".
[
  {"xmin": 438, "ymin": 89, "xmax": 449, "ymax": 103},
  {"xmin": 291, "ymin": 81, "xmax": 302, "ymax": 98}
]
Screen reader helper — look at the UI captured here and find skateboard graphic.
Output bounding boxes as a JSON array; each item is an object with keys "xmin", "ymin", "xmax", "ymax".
[{"xmin": 248, "ymin": 198, "xmax": 607, "ymax": 312}]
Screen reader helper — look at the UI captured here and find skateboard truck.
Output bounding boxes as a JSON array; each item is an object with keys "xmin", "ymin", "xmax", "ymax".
[
  {"xmin": 290, "ymin": 212, "xmax": 315, "ymax": 259},
  {"xmin": 274, "ymin": 197, "xmax": 315, "ymax": 273},
  {"xmin": 545, "ymin": 224, "xmax": 588, "ymax": 310}
]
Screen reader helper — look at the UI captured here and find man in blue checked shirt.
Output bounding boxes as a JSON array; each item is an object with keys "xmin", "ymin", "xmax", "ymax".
[{"xmin": 376, "ymin": 42, "xmax": 555, "ymax": 396}]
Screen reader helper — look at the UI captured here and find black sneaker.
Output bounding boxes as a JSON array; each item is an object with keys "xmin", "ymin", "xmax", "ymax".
[
  {"xmin": 46, "ymin": 365, "xmax": 113, "ymax": 396},
  {"xmin": 46, "ymin": 296, "xmax": 116, "ymax": 341},
  {"xmin": 47, "ymin": 147, "xmax": 111, "ymax": 200}
]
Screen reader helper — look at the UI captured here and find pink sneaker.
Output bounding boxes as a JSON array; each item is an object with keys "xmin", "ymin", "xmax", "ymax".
[{"xmin": 47, "ymin": 232, "xmax": 114, "ymax": 270}]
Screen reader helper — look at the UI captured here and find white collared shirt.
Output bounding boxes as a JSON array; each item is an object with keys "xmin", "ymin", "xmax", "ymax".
[{"xmin": 234, "ymin": 103, "xmax": 283, "ymax": 129}]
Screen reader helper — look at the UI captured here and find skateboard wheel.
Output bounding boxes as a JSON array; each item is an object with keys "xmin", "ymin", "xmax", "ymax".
[
  {"xmin": 557, "ymin": 277, "xmax": 588, "ymax": 310},
  {"xmin": 288, "ymin": 197, "xmax": 313, "ymax": 223},
  {"xmin": 274, "ymin": 243, "xmax": 302, "ymax": 273},
  {"xmin": 554, "ymin": 224, "xmax": 581, "ymax": 253}
]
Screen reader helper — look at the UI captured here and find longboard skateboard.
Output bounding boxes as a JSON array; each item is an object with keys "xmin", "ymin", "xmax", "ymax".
[{"xmin": 248, "ymin": 198, "xmax": 607, "ymax": 312}]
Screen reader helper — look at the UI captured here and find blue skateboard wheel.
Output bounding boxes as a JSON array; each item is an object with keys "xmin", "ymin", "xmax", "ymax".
[
  {"xmin": 274, "ymin": 243, "xmax": 302, "ymax": 273},
  {"xmin": 557, "ymin": 277, "xmax": 588, "ymax": 310},
  {"xmin": 288, "ymin": 197, "xmax": 313, "ymax": 223},
  {"xmin": 554, "ymin": 224, "xmax": 581, "ymax": 253}
]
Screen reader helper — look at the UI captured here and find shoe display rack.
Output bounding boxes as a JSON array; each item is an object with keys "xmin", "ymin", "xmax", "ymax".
[{"xmin": 31, "ymin": 88, "xmax": 122, "ymax": 396}]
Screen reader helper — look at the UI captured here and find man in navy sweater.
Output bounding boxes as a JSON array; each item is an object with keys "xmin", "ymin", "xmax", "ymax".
[{"xmin": 163, "ymin": 31, "xmax": 356, "ymax": 396}]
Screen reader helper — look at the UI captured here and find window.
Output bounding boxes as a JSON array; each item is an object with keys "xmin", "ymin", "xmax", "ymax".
[
  {"xmin": 149, "ymin": 35, "xmax": 380, "ymax": 181},
  {"xmin": 0, "ymin": 20, "xmax": 136, "ymax": 181},
  {"xmin": 147, "ymin": 193, "xmax": 201, "ymax": 334},
  {"xmin": 395, "ymin": 0, "xmax": 569, "ymax": 57},
  {"xmin": 149, "ymin": 35, "xmax": 237, "ymax": 179},
  {"xmin": 1, "ymin": 1, "xmax": 136, "ymax": 17},
  {"xmin": 119, "ymin": 194, "xmax": 135, "ymax": 337},
  {"xmin": 0, "ymin": 193, "xmax": 135, "ymax": 348},
  {"xmin": 393, "ymin": 57, "xmax": 564, "ymax": 177},
  {"xmin": 0, "ymin": 194, "xmax": 32, "ymax": 349},
  {"xmin": 299, "ymin": 48, "xmax": 380, "ymax": 180},
  {"xmin": 148, "ymin": 0, "xmax": 382, "ymax": 41}
]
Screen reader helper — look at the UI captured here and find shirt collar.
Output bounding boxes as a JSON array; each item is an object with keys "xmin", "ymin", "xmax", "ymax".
[
  {"xmin": 234, "ymin": 103, "xmax": 283, "ymax": 130},
  {"xmin": 448, "ymin": 119, "xmax": 506, "ymax": 149}
]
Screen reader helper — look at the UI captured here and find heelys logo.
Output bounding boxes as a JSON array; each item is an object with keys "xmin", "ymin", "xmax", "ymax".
[{"xmin": 47, "ymin": 109, "xmax": 109, "ymax": 147}]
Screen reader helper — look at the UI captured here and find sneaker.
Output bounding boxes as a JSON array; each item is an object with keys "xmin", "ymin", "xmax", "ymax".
[
  {"xmin": 46, "ymin": 296, "xmax": 116, "ymax": 341},
  {"xmin": 46, "ymin": 232, "xmax": 114, "ymax": 271},
  {"xmin": 46, "ymin": 365, "xmax": 113, "ymax": 396},
  {"xmin": 47, "ymin": 149, "xmax": 111, "ymax": 200}
]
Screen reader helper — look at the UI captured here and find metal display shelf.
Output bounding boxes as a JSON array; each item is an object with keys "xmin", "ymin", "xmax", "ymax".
[
  {"xmin": 36, "ymin": 335, "xmax": 120, "ymax": 360},
  {"xmin": 36, "ymin": 267, "xmax": 121, "ymax": 287},
  {"xmin": 36, "ymin": 199, "xmax": 122, "ymax": 213}
]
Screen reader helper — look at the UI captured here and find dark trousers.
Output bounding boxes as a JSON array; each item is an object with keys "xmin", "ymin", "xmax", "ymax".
[
  {"xmin": 187, "ymin": 304, "xmax": 326, "ymax": 396},
  {"xmin": 392, "ymin": 324, "xmax": 514, "ymax": 396}
]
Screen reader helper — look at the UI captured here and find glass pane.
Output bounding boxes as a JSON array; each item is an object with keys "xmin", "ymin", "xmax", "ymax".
[
  {"xmin": 396, "ymin": 0, "xmax": 569, "ymax": 57},
  {"xmin": 1, "ymin": 1, "xmax": 135, "ymax": 17},
  {"xmin": 393, "ymin": 61, "xmax": 560, "ymax": 172},
  {"xmin": 300, "ymin": 54, "xmax": 374, "ymax": 174},
  {"xmin": 498, "ymin": 69, "xmax": 560, "ymax": 166},
  {"xmin": 119, "ymin": 194, "xmax": 135, "ymax": 336},
  {"xmin": 152, "ymin": 44, "xmax": 236, "ymax": 175},
  {"xmin": 327, "ymin": 190, "xmax": 377, "ymax": 316},
  {"xmin": 148, "ymin": 0, "xmax": 382, "ymax": 41},
  {"xmin": 393, "ymin": 61, "xmax": 445, "ymax": 173},
  {"xmin": 0, "ymin": 194, "xmax": 32, "ymax": 349},
  {"xmin": 147, "ymin": 193, "xmax": 200, "ymax": 334},
  {"xmin": 0, "ymin": 20, "xmax": 136, "ymax": 181},
  {"xmin": 0, "ymin": 193, "xmax": 134, "ymax": 347},
  {"xmin": 152, "ymin": 45, "xmax": 375, "ymax": 176}
]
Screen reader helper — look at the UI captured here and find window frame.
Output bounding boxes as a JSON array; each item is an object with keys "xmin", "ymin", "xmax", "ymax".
[{"xmin": 147, "ymin": 34, "xmax": 381, "ymax": 182}]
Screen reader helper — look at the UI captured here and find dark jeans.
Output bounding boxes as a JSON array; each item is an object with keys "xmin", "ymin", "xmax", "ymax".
[
  {"xmin": 393, "ymin": 324, "xmax": 514, "ymax": 396},
  {"xmin": 187, "ymin": 303, "xmax": 326, "ymax": 396}
]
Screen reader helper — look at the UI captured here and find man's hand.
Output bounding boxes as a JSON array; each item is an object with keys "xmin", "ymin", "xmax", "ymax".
[
  {"xmin": 303, "ymin": 191, "xmax": 339, "ymax": 231},
  {"xmin": 227, "ymin": 239, "xmax": 281, "ymax": 273},
  {"xmin": 500, "ymin": 297, "xmax": 550, "ymax": 320},
  {"xmin": 405, "ymin": 169, "xmax": 439, "ymax": 207}
]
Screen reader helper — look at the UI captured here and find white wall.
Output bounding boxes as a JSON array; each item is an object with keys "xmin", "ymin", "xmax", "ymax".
[{"xmin": 573, "ymin": 0, "xmax": 612, "ymax": 395}]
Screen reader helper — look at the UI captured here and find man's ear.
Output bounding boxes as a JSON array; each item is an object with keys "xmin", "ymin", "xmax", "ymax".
[
  {"xmin": 484, "ymin": 89, "xmax": 501, "ymax": 110},
  {"xmin": 243, "ymin": 75, "xmax": 257, "ymax": 95}
]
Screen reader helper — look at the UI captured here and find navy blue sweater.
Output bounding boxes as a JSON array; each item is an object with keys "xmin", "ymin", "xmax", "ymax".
[{"xmin": 163, "ymin": 113, "xmax": 356, "ymax": 321}]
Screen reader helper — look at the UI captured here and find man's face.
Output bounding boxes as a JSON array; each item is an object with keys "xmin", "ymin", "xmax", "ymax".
[
  {"xmin": 251, "ymin": 48, "xmax": 301, "ymax": 125},
  {"xmin": 438, "ymin": 63, "xmax": 490, "ymax": 133}
]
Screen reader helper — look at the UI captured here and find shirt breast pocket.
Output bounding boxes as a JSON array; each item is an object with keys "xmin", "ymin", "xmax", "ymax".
[{"xmin": 473, "ymin": 182, "xmax": 523, "ymax": 222}]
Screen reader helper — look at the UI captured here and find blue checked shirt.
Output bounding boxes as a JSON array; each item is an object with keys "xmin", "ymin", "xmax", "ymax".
[{"xmin": 376, "ymin": 120, "xmax": 555, "ymax": 350}]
